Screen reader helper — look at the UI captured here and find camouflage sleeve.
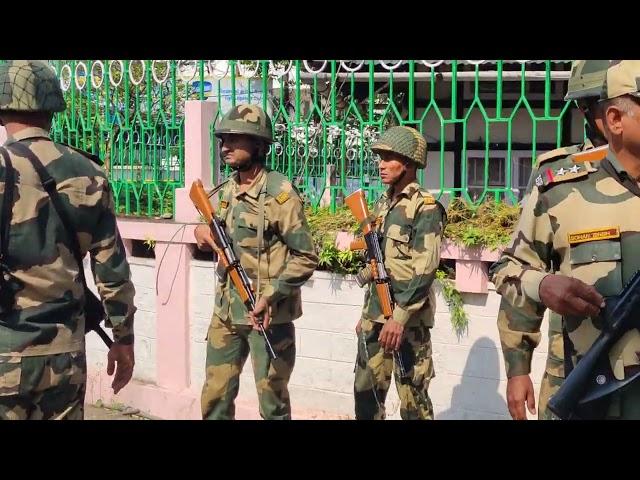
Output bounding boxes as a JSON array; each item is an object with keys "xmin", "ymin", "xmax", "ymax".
[
  {"xmin": 392, "ymin": 204, "xmax": 444, "ymax": 326},
  {"xmin": 260, "ymin": 193, "xmax": 319, "ymax": 305},
  {"xmin": 489, "ymin": 186, "xmax": 553, "ymax": 377},
  {"xmin": 89, "ymin": 180, "xmax": 136, "ymax": 345}
]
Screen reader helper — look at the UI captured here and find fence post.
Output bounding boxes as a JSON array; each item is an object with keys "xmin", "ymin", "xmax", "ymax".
[{"xmin": 174, "ymin": 100, "xmax": 218, "ymax": 223}]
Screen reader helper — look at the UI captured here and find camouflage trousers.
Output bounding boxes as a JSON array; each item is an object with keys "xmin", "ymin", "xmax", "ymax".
[
  {"xmin": 538, "ymin": 371, "xmax": 563, "ymax": 420},
  {"xmin": 354, "ymin": 318, "xmax": 435, "ymax": 420},
  {"xmin": 538, "ymin": 327, "xmax": 564, "ymax": 420},
  {"xmin": 201, "ymin": 315, "xmax": 296, "ymax": 420},
  {"xmin": 0, "ymin": 351, "xmax": 86, "ymax": 420}
]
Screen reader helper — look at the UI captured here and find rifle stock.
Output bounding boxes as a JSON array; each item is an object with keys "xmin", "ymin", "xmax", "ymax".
[
  {"xmin": 189, "ymin": 180, "xmax": 215, "ymax": 224},
  {"xmin": 350, "ymin": 237, "xmax": 366, "ymax": 251},
  {"xmin": 345, "ymin": 189, "xmax": 374, "ymax": 234}
]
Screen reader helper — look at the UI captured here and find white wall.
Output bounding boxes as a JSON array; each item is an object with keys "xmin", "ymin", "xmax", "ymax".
[
  {"xmin": 102, "ymin": 258, "xmax": 550, "ymax": 420},
  {"xmin": 85, "ymin": 257, "xmax": 158, "ymax": 385},
  {"xmin": 182, "ymin": 261, "xmax": 547, "ymax": 419}
]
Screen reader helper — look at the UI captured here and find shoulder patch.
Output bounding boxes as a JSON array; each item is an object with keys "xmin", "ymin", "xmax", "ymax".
[
  {"xmin": 536, "ymin": 145, "xmax": 582, "ymax": 168},
  {"xmin": 275, "ymin": 191, "xmax": 290, "ymax": 204},
  {"xmin": 265, "ymin": 169, "xmax": 292, "ymax": 195},
  {"xmin": 423, "ymin": 196, "xmax": 435, "ymax": 205}
]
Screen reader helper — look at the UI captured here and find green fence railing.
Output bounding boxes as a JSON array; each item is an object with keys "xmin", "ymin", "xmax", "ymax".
[{"xmin": 43, "ymin": 60, "xmax": 580, "ymax": 216}]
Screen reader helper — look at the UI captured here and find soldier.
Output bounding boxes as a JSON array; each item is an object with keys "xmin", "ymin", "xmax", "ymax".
[
  {"xmin": 194, "ymin": 104, "xmax": 318, "ymax": 420},
  {"xmin": 490, "ymin": 60, "xmax": 640, "ymax": 420},
  {"xmin": 0, "ymin": 60, "xmax": 136, "ymax": 420},
  {"xmin": 353, "ymin": 126, "xmax": 446, "ymax": 420},
  {"xmin": 492, "ymin": 60, "xmax": 611, "ymax": 420}
]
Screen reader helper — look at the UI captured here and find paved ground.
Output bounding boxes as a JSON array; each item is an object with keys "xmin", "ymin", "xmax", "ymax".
[
  {"xmin": 84, "ymin": 400, "xmax": 350, "ymax": 420},
  {"xmin": 84, "ymin": 403, "xmax": 151, "ymax": 420}
]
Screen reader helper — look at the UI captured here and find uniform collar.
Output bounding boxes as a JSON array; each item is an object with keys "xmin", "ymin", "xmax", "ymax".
[
  {"xmin": 4, "ymin": 126, "xmax": 51, "ymax": 145},
  {"xmin": 232, "ymin": 167, "xmax": 267, "ymax": 199},
  {"xmin": 382, "ymin": 181, "xmax": 421, "ymax": 202}
]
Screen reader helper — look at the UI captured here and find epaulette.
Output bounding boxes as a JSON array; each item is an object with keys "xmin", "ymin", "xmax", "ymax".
[
  {"xmin": 265, "ymin": 170, "xmax": 297, "ymax": 204},
  {"xmin": 60, "ymin": 143, "xmax": 103, "ymax": 166},
  {"xmin": 572, "ymin": 144, "xmax": 609, "ymax": 164},
  {"xmin": 534, "ymin": 162, "xmax": 590, "ymax": 191},
  {"xmin": 535, "ymin": 144, "xmax": 582, "ymax": 168}
]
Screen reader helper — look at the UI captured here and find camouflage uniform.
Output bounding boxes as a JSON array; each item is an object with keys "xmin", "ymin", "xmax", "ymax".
[
  {"xmin": 0, "ymin": 61, "xmax": 136, "ymax": 420},
  {"xmin": 353, "ymin": 126, "xmax": 446, "ymax": 420},
  {"xmin": 490, "ymin": 61, "xmax": 640, "ymax": 419},
  {"xmin": 200, "ymin": 104, "xmax": 318, "ymax": 420},
  {"xmin": 497, "ymin": 143, "xmax": 591, "ymax": 420}
]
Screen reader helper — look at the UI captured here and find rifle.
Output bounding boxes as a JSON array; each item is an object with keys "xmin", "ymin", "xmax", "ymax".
[
  {"xmin": 345, "ymin": 189, "xmax": 408, "ymax": 378},
  {"xmin": 548, "ymin": 269, "xmax": 640, "ymax": 419},
  {"xmin": 189, "ymin": 180, "xmax": 277, "ymax": 360}
]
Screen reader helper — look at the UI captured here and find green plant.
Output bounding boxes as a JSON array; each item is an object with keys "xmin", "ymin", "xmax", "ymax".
[
  {"xmin": 305, "ymin": 206, "xmax": 359, "ymax": 246},
  {"xmin": 444, "ymin": 198, "xmax": 520, "ymax": 250},
  {"xmin": 306, "ymin": 206, "xmax": 365, "ymax": 274},
  {"xmin": 317, "ymin": 241, "xmax": 365, "ymax": 275},
  {"xmin": 436, "ymin": 268, "xmax": 469, "ymax": 337},
  {"xmin": 143, "ymin": 236, "xmax": 156, "ymax": 250}
]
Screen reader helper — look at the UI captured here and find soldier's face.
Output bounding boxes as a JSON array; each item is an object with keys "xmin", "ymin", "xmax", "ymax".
[
  {"xmin": 377, "ymin": 152, "xmax": 407, "ymax": 185},
  {"xmin": 220, "ymin": 134, "xmax": 256, "ymax": 169}
]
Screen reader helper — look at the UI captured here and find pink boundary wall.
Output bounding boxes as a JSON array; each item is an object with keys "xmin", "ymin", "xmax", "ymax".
[{"xmin": 79, "ymin": 102, "xmax": 506, "ymax": 419}]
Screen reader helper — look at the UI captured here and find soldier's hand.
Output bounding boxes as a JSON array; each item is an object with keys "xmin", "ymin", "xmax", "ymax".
[
  {"xmin": 355, "ymin": 320, "xmax": 362, "ymax": 335},
  {"xmin": 107, "ymin": 343, "xmax": 135, "ymax": 395},
  {"xmin": 378, "ymin": 318, "xmax": 404, "ymax": 353},
  {"xmin": 194, "ymin": 224, "xmax": 215, "ymax": 251},
  {"xmin": 250, "ymin": 297, "xmax": 272, "ymax": 331},
  {"xmin": 507, "ymin": 375, "xmax": 536, "ymax": 420},
  {"xmin": 539, "ymin": 274, "xmax": 605, "ymax": 318}
]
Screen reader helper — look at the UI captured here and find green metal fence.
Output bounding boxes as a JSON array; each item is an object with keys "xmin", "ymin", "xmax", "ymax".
[
  {"xmin": 39, "ymin": 60, "xmax": 580, "ymax": 216},
  {"xmin": 49, "ymin": 60, "xmax": 196, "ymax": 218}
]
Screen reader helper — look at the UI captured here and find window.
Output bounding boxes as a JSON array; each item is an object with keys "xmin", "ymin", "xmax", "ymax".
[
  {"xmin": 466, "ymin": 151, "xmax": 533, "ymax": 202},
  {"xmin": 515, "ymin": 156, "xmax": 533, "ymax": 200},
  {"xmin": 467, "ymin": 155, "xmax": 505, "ymax": 201}
]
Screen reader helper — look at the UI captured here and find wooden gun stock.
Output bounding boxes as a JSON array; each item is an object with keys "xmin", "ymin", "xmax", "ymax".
[
  {"xmin": 345, "ymin": 189, "xmax": 373, "ymax": 235},
  {"xmin": 350, "ymin": 237, "xmax": 366, "ymax": 251}
]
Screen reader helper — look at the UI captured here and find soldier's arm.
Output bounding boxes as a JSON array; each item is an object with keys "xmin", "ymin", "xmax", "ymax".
[
  {"xmin": 391, "ymin": 203, "xmax": 444, "ymax": 326},
  {"xmin": 489, "ymin": 186, "xmax": 554, "ymax": 377},
  {"xmin": 89, "ymin": 179, "xmax": 136, "ymax": 344},
  {"xmin": 260, "ymin": 192, "xmax": 319, "ymax": 305}
]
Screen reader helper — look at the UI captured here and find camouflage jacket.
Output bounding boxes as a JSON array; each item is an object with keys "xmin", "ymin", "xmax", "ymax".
[
  {"xmin": 214, "ymin": 168, "xmax": 318, "ymax": 325},
  {"xmin": 361, "ymin": 181, "xmax": 446, "ymax": 327},
  {"xmin": 0, "ymin": 127, "xmax": 136, "ymax": 356},
  {"xmin": 493, "ymin": 141, "xmax": 594, "ymax": 380},
  {"xmin": 490, "ymin": 147, "xmax": 640, "ymax": 381}
]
